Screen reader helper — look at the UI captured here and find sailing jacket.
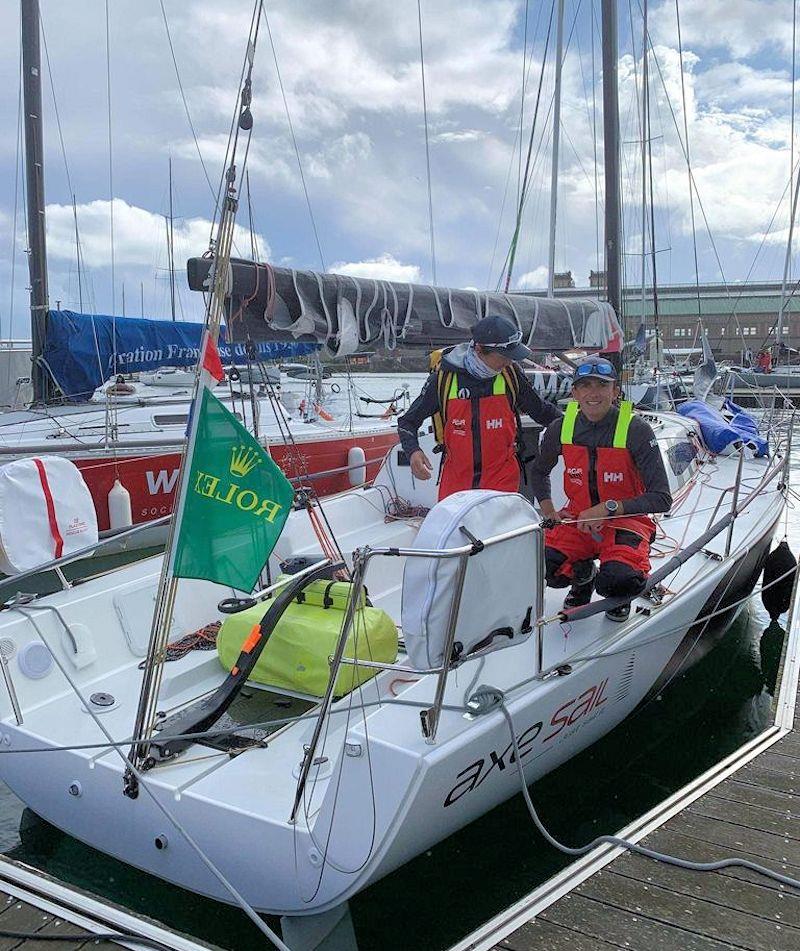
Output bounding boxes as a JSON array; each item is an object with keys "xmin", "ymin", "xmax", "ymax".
[
  {"xmin": 397, "ymin": 343, "xmax": 561, "ymax": 500},
  {"xmin": 530, "ymin": 402, "xmax": 672, "ymax": 536}
]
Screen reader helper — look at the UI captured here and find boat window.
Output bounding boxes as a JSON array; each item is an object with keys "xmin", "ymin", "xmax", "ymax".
[
  {"xmin": 153, "ymin": 413, "xmax": 189, "ymax": 427},
  {"xmin": 666, "ymin": 439, "xmax": 698, "ymax": 478}
]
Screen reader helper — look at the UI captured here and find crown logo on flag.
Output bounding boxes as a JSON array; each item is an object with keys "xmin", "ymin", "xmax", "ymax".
[{"xmin": 229, "ymin": 445, "xmax": 262, "ymax": 478}]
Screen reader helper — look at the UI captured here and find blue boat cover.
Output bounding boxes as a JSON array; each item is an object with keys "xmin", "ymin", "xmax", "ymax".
[
  {"xmin": 678, "ymin": 399, "xmax": 768, "ymax": 456},
  {"xmin": 41, "ymin": 310, "xmax": 318, "ymax": 401}
]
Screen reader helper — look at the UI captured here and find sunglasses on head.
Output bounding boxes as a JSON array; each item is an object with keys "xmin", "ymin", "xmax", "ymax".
[
  {"xmin": 574, "ymin": 360, "xmax": 615, "ymax": 379},
  {"xmin": 479, "ymin": 330, "xmax": 523, "ymax": 350}
]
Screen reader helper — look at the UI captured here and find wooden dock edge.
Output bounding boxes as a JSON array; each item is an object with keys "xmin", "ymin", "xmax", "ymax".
[
  {"xmin": 0, "ymin": 853, "xmax": 217, "ymax": 950},
  {"xmin": 449, "ymin": 572, "xmax": 800, "ymax": 951}
]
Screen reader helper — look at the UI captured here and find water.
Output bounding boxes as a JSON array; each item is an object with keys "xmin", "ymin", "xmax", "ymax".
[{"xmin": 0, "ymin": 407, "xmax": 796, "ymax": 950}]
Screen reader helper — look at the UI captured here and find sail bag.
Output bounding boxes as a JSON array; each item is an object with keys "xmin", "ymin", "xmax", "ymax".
[{"xmin": 217, "ymin": 577, "xmax": 398, "ymax": 697}]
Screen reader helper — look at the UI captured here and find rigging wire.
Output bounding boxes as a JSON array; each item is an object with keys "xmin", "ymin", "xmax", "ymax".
[
  {"xmin": 502, "ymin": 0, "xmax": 556, "ymax": 292},
  {"xmin": 517, "ymin": 0, "xmax": 531, "ymax": 208},
  {"xmin": 486, "ymin": 0, "xmax": 547, "ymax": 288},
  {"xmin": 158, "ymin": 0, "xmax": 218, "ymax": 205},
  {"xmin": 643, "ymin": 2, "xmax": 662, "ymax": 367},
  {"xmin": 206, "ymin": 1, "xmax": 259, "ymax": 245},
  {"xmin": 417, "ymin": 0, "xmax": 437, "ymax": 284},
  {"xmin": 590, "ymin": 0, "xmax": 600, "ymax": 278},
  {"xmin": 104, "ymin": 0, "xmax": 116, "ymax": 317},
  {"xmin": 674, "ymin": 0, "xmax": 702, "ymax": 326},
  {"xmin": 502, "ymin": 0, "xmax": 585, "ymax": 291},
  {"xmin": 777, "ymin": 0, "xmax": 800, "ymax": 362},
  {"xmin": 261, "ymin": 4, "xmax": 326, "ymax": 270}
]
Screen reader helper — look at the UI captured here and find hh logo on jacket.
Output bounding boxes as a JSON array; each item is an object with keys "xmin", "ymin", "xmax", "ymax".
[
  {"xmin": 603, "ymin": 471, "xmax": 624, "ymax": 483},
  {"xmin": 485, "ymin": 418, "xmax": 504, "ymax": 430}
]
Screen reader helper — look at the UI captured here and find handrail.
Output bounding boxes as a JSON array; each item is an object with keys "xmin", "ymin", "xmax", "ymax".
[
  {"xmin": 0, "ymin": 516, "xmax": 171, "ymax": 600},
  {"xmin": 565, "ymin": 454, "xmax": 787, "ymax": 623},
  {"xmin": 290, "ymin": 521, "xmax": 547, "ymax": 816}
]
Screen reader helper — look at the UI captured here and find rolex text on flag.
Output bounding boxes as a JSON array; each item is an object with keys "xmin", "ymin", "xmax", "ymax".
[{"xmin": 173, "ymin": 389, "xmax": 294, "ymax": 590}]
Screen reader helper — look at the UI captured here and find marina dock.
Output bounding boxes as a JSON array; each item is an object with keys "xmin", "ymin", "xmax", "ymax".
[
  {"xmin": 453, "ymin": 584, "xmax": 800, "ymax": 951},
  {"xmin": 0, "ymin": 888, "xmax": 95, "ymax": 949},
  {"xmin": 0, "ymin": 856, "xmax": 217, "ymax": 951}
]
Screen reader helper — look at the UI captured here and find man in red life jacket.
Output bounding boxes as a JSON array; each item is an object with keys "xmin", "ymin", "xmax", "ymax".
[
  {"xmin": 397, "ymin": 315, "xmax": 561, "ymax": 500},
  {"xmin": 530, "ymin": 356, "xmax": 672, "ymax": 622},
  {"xmin": 756, "ymin": 349, "xmax": 772, "ymax": 373}
]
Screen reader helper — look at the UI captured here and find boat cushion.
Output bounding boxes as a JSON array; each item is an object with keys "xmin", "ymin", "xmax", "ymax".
[
  {"xmin": 401, "ymin": 490, "xmax": 540, "ymax": 670},
  {"xmin": 217, "ymin": 577, "xmax": 398, "ymax": 697}
]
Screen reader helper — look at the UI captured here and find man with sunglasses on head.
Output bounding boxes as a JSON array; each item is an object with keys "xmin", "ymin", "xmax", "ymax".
[
  {"xmin": 398, "ymin": 315, "xmax": 561, "ymax": 500},
  {"xmin": 529, "ymin": 355, "xmax": 672, "ymax": 622}
]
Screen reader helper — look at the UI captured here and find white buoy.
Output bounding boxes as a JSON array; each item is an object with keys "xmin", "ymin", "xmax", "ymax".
[
  {"xmin": 347, "ymin": 445, "xmax": 367, "ymax": 486},
  {"xmin": 108, "ymin": 478, "xmax": 133, "ymax": 529}
]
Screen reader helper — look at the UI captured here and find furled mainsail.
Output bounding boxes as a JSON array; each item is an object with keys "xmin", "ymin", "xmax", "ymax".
[{"xmin": 187, "ymin": 257, "xmax": 623, "ymax": 357}]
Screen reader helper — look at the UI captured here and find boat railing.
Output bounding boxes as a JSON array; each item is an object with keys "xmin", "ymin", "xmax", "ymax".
[
  {"xmin": 290, "ymin": 519, "xmax": 546, "ymax": 821},
  {"xmin": 0, "ymin": 515, "xmax": 172, "ymax": 602}
]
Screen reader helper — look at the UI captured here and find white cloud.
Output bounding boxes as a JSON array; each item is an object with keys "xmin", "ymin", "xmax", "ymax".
[
  {"xmin": 329, "ymin": 253, "xmax": 421, "ymax": 282},
  {"xmin": 516, "ymin": 266, "xmax": 548, "ymax": 290},
  {"xmin": 46, "ymin": 198, "xmax": 270, "ymax": 268},
  {"xmin": 699, "ymin": 63, "xmax": 792, "ymax": 109},
  {"xmin": 2, "ymin": 0, "xmax": 800, "ymax": 332},
  {"xmin": 651, "ymin": 0, "xmax": 794, "ymax": 59},
  {"xmin": 433, "ymin": 130, "xmax": 486, "ymax": 143}
]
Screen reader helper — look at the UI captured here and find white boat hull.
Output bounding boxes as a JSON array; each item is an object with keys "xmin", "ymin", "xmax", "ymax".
[{"xmin": 0, "ymin": 412, "xmax": 785, "ymax": 915}]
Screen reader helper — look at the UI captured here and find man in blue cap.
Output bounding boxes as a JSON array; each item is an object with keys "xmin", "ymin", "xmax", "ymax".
[
  {"xmin": 530, "ymin": 355, "xmax": 672, "ymax": 621},
  {"xmin": 398, "ymin": 315, "xmax": 561, "ymax": 500}
]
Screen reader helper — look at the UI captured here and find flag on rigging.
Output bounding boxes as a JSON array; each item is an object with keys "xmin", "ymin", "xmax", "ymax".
[
  {"xmin": 172, "ymin": 388, "xmax": 294, "ymax": 591},
  {"xmin": 202, "ymin": 334, "xmax": 225, "ymax": 382}
]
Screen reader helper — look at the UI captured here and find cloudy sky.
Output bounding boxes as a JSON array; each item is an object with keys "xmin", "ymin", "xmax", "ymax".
[{"xmin": 2, "ymin": 0, "xmax": 799, "ymax": 339}]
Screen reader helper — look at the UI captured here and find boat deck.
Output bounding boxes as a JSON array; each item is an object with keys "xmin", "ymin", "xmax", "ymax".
[{"xmin": 454, "ymin": 576, "xmax": 800, "ymax": 951}]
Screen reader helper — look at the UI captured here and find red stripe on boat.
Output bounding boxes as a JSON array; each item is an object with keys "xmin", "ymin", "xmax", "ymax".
[{"xmin": 33, "ymin": 458, "xmax": 64, "ymax": 559}]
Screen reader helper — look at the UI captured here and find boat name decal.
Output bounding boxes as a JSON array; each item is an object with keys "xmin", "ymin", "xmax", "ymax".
[
  {"xmin": 443, "ymin": 677, "xmax": 609, "ymax": 808},
  {"xmin": 146, "ymin": 468, "xmax": 180, "ymax": 496}
]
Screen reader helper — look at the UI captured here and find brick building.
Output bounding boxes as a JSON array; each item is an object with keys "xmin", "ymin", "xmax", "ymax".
[{"xmin": 528, "ymin": 279, "xmax": 800, "ymax": 363}]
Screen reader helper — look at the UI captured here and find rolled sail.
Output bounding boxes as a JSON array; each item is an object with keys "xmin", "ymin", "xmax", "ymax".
[{"xmin": 187, "ymin": 257, "xmax": 623, "ymax": 356}]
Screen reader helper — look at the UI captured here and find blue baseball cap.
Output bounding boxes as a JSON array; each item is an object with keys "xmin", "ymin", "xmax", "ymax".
[
  {"xmin": 471, "ymin": 315, "xmax": 532, "ymax": 361},
  {"xmin": 573, "ymin": 355, "xmax": 618, "ymax": 382}
]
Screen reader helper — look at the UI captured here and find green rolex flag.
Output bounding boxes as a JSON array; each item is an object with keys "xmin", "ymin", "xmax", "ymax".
[{"xmin": 173, "ymin": 388, "xmax": 294, "ymax": 591}]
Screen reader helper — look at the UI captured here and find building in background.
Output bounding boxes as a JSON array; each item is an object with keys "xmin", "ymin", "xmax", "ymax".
[{"xmin": 530, "ymin": 278, "xmax": 800, "ymax": 364}]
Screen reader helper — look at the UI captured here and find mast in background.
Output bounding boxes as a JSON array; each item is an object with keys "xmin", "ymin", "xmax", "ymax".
[
  {"xmin": 21, "ymin": 0, "xmax": 51, "ymax": 402},
  {"xmin": 601, "ymin": 0, "xmax": 621, "ymax": 323},
  {"xmin": 168, "ymin": 156, "xmax": 176, "ymax": 320},
  {"xmin": 547, "ymin": 0, "xmax": 566, "ymax": 297}
]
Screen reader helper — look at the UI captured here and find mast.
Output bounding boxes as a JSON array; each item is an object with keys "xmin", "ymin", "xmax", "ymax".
[
  {"xmin": 21, "ymin": 0, "xmax": 51, "ymax": 402},
  {"xmin": 72, "ymin": 195, "xmax": 83, "ymax": 313},
  {"xmin": 168, "ymin": 156, "xmax": 176, "ymax": 321},
  {"xmin": 777, "ymin": 166, "xmax": 800, "ymax": 364},
  {"xmin": 547, "ymin": 0, "xmax": 566, "ymax": 297},
  {"xmin": 601, "ymin": 0, "xmax": 622, "ymax": 322}
]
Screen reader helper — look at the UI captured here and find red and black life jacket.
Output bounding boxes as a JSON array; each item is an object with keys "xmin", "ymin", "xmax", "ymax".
[
  {"xmin": 436, "ymin": 367, "xmax": 521, "ymax": 501},
  {"xmin": 560, "ymin": 400, "xmax": 654, "ymax": 539}
]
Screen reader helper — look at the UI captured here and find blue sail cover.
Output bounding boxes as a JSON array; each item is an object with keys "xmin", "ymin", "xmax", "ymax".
[{"xmin": 41, "ymin": 310, "xmax": 318, "ymax": 401}]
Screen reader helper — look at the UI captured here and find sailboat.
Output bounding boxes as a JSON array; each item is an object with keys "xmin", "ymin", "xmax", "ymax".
[{"xmin": 0, "ymin": 0, "xmax": 789, "ymax": 942}]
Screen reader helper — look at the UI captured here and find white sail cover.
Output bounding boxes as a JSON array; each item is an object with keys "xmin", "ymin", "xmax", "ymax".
[
  {"xmin": 187, "ymin": 258, "xmax": 624, "ymax": 358},
  {"xmin": 0, "ymin": 457, "xmax": 97, "ymax": 575},
  {"xmin": 401, "ymin": 490, "xmax": 540, "ymax": 669}
]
